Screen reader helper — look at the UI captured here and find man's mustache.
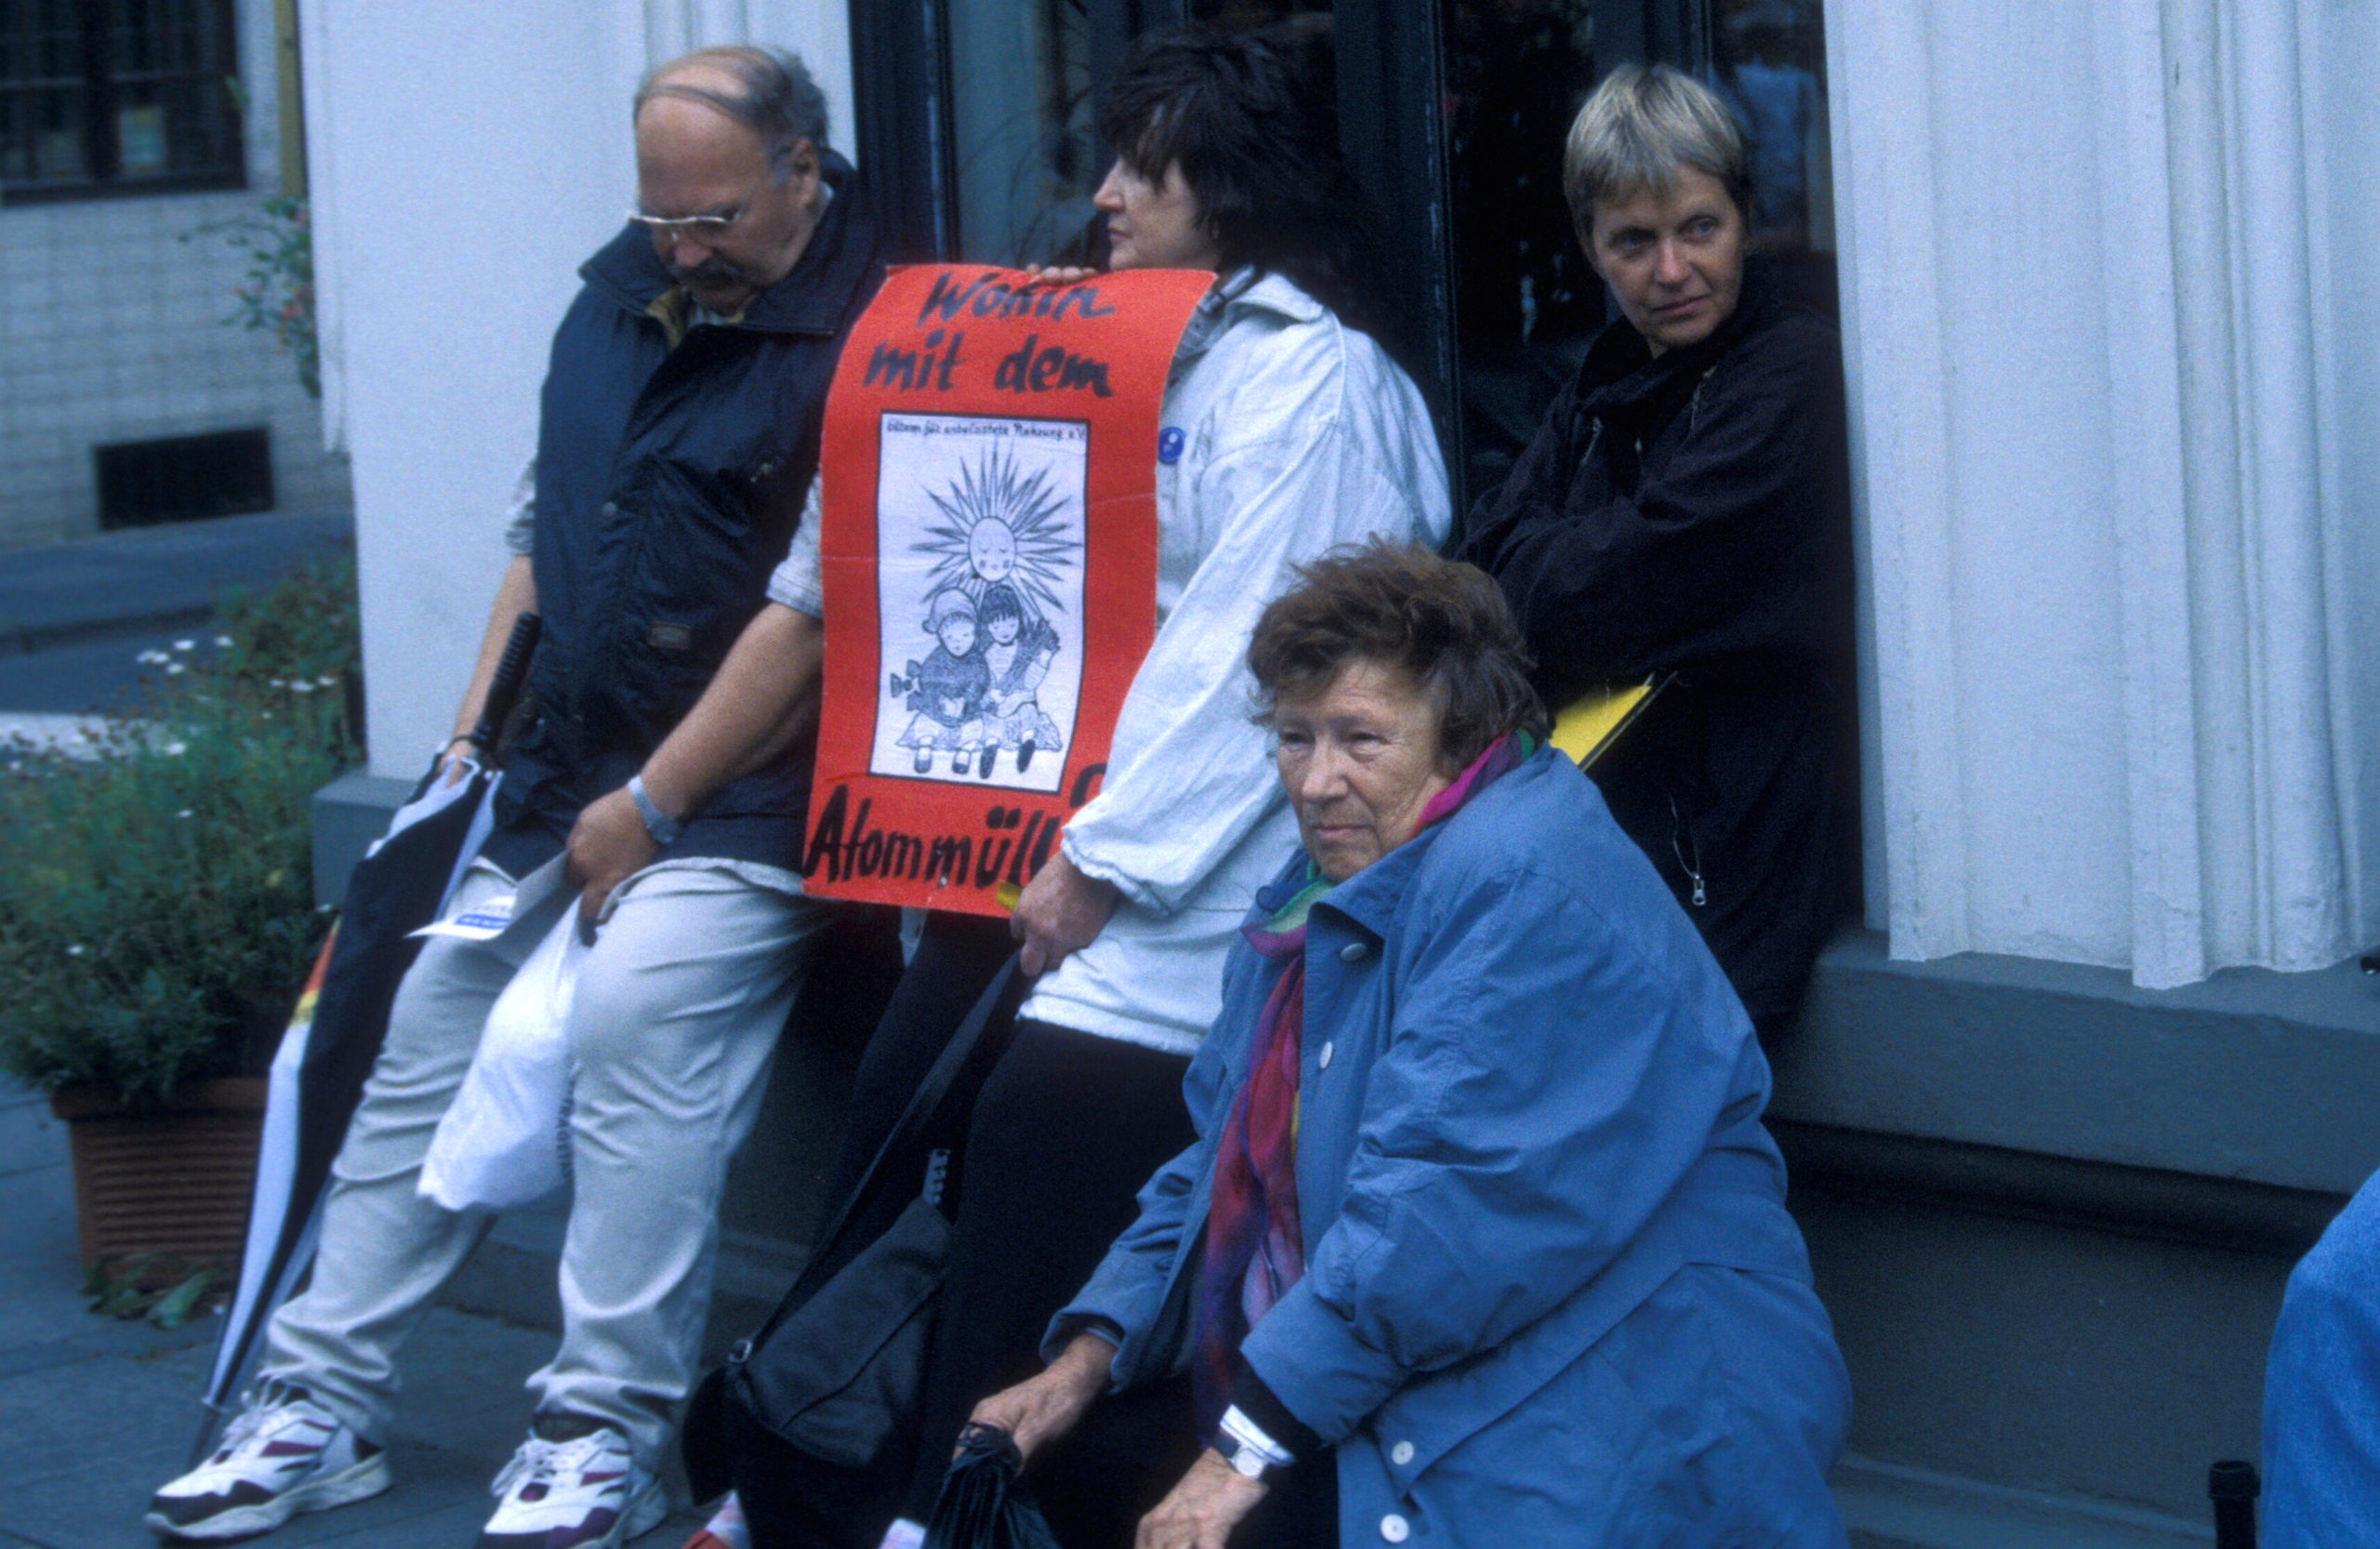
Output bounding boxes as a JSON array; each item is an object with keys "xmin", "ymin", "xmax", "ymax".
[{"xmin": 674, "ymin": 257, "xmax": 749, "ymax": 290}]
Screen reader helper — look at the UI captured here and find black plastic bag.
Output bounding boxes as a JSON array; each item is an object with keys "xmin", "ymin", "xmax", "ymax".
[{"xmin": 922, "ymin": 1424, "xmax": 1065, "ymax": 1549}]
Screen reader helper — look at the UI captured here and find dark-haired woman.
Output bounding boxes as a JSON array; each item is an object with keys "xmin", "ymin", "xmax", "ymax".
[{"xmin": 762, "ymin": 28, "xmax": 1448, "ymax": 1549}]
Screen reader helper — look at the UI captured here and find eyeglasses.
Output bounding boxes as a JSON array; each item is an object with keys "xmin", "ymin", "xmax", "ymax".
[{"xmin": 628, "ymin": 198, "xmax": 750, "ymax": 243}]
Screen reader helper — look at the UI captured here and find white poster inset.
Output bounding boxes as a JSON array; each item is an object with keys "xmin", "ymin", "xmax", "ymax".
[{"xmin": 872, "ymin": 412, "xmax": 1089, "ymax": 793}]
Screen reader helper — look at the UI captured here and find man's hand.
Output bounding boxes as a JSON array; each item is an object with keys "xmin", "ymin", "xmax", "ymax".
[
  {"xmin": 1136, "ymin": 1450, "xmax": 1268, "ymax": 1549},
  {"xmin": 566, "ymin": 788, "xmax": 660, "ymax": 930},
  {"xmin": 556, "ymin": 602, "xmax": 825, "ymax": 936},
  {"xmin": 436, "ymin": 738, "xmax": 477, "ymax": 788},
  {"xmin": 963, "ymin": 1331, "xmax": 1116, "ymax": 1467},
  {"xmin": 1012, "ymin": 849, "xmax": 1121, "ymax": 976}
]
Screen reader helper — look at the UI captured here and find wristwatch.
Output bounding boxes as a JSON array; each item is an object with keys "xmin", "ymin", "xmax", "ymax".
[
  {"xmin": 1214, "ymin": 1405, "xmax": 1293, "ymax": 1481},
  {"xmin": 1213, "ymin": 1431, "xmax": 1277, "ymax": 1481},
  {"xmin": 626, "ymin": 773, "xmax": 683, "ymax": 846}
]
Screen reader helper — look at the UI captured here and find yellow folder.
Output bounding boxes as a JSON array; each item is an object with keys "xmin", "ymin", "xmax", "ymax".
[{"xmin": 1550, "ymin": 673, "xmax": 1673, "ymax": 770}]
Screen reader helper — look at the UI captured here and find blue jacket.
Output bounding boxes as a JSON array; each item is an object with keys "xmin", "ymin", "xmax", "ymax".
[
  {"xmin": 1056, "ymin": 748, "xmax": 1850, "ymax": 1545},
  {"xmin": 486, "ymin": 154, "xmax": 881, "ymax": 875}
]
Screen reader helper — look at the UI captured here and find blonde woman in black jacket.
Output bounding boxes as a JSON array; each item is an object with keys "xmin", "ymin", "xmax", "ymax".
[{"xmin": 1460, "ymin": 63, "xmax": 1854, "ymax": 1040}]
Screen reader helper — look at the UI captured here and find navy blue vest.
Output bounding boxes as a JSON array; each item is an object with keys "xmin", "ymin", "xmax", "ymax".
[{"xmin": 485, "ymin": 155, "xmax": 880, "ymax": 876}]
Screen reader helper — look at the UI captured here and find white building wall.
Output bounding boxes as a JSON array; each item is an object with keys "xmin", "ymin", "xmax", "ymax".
[
  {"xmin": 309, "ymin": 0, "xmax": 2373, "ymax": 989},
  {"xmin": 300, "ymin": 0, "xmax": 852, "ymax": 780},
  {"xmin": 0, "ymin": 0, "xmax": 347, "ymax": 550},
  {"xmin": 1831, "ymin": 0, "xmax": 2380, "ymax": 986}
]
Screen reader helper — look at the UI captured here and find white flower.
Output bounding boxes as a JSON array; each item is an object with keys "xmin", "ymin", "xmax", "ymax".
[
  {"xmin": 214, "ymin": 635, "xmax": 234, "ymax": 647},
  {"xmin": 173, "ymin": 639, "xmax": 195, "ymax": 652},
  {"xmin": 162, "ymin": 741, "xmax": 188, "ymax": 756},
  {"xmin": 165, "ymin": 662, "xmax": 187, "ymax": 676},
  {"xmin": 316, "ymin": 675, "xmax": 339, "ymax": 687},
  {"xmin": 288, "ymin": 680, "xmax": 316, "ymax": 694},
  {"xmin": 138, "ymin": 649, "xmax": 170, "ymax": 665},
  {"xmin": 176, "ymin": 808, "xmax": 193, "ymax": 819},
  {"xmin": 66, "ymin": 945, "xmax": 85, "ymax": 957}
]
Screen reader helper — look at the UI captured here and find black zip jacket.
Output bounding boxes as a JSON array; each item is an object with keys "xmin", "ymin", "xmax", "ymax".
[
  {"xmin": 485, "ymin": 154, "xmax": 881, "ymax": 877},
  {"xmin": 1460, "ymin": 261, "xmax": 1853, "ymax": 1036}
]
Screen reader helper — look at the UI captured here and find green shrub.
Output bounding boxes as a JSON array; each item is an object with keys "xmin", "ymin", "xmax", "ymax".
[{"xmin": 0, "ymin": 557, "xmax": 363, "ymax": 1106}]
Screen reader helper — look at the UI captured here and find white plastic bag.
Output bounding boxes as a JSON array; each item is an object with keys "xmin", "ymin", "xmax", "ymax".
[{"xmin": 418, "ymin": 910, "xmax": 583, "ymax": 1211}]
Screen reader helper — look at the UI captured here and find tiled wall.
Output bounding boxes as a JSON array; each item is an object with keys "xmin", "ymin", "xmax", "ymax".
[{"xmin": 0, "ymin": 1, "xmax": 348, "ymax": 551}]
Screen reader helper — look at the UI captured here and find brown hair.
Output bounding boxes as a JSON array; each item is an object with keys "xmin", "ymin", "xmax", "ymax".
[{"xmin": 1247, "ymin": 541, "xmax": 1549, "ymax": 769}]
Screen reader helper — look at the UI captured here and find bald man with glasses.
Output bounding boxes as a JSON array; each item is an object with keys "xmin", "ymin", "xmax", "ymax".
[{"xmin": 146, "ymin": 46, "xmax": 880, "ymax": 1549}]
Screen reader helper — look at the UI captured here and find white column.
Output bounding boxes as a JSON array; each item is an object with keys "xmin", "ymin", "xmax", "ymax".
[
  {"xmin": 1827, "ymin": 0, "xmax": 2378, "ymax": 986},
  {"xmin": 300, "ymin": 2, "xmax": 853, "ymax": 777},
  {"xmin": 637, "ymin": 0, "xmax": 853, "ymax": 153}
]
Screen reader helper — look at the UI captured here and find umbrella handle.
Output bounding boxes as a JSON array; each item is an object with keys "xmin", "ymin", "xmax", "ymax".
[
  {"xmin": 187, "ymin": 1402, "xmax": 227, "ymax": 1471},
  {"xmin": 469, "ymin": 613, "xmax": 542, "ymax": 756}
]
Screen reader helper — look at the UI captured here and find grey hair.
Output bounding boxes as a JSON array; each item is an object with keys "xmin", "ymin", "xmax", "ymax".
[
  {"xmin": 635, "ymin": 46, "xmax": 828, "ymax": 178},
  {"xmin": 1561, "ymin": 63, "xmax": 1749, "ymax": 227}
]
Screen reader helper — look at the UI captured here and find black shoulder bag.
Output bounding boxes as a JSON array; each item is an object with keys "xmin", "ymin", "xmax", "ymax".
[{"xmin": 684, "ymin": 957, "xmax": 1021, "ymax": 1549}]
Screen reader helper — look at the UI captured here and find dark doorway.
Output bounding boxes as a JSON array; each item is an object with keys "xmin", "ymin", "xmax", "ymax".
[
  {"xmin": 848, "ymin": 0, "xmax": 1833, "ymax": 519},
  {"xmin": 95, "ymin": 428, "xmax": 275, "ymax": 530}
]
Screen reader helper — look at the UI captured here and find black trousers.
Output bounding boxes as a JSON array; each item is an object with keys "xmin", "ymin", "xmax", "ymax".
[
  {"xmin": 905, "ymin": 1017, "xmax": 1200, "ymax": 1542},
  {"xmin": 1237, "ymin": 1456, "xmax": 1339, "ymax": 1549},
  {"xmin": 808, "ymin": 914, "xmax": 1204, "ymax": 1544},
  {"xmin": 806, "ymin": 913, "xmax": 1020, "ymax": 1291}
]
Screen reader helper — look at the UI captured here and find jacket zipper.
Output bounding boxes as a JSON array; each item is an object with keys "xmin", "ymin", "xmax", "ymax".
[
  {"xmin": 1688, "ymin": 364, "xmax": 1718, "ymax": 434},
  {"xmin": 1669, "ymin": 796, "xmax": 1707, "ymax": 907}
]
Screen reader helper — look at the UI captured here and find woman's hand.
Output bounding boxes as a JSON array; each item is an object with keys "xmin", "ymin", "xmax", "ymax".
[
  {"xmin": 962, "ymin": 1331, "xmax": 1116, "ymax": 1466},
  {"xmin": 1012, "ymin": 850, "xmax": 1122, "ymax": 976},
  {"xmin": 1135, "ymin": 1450, "xmax": 1268, "ymax": 1549},
  {"xmin": 1020, "ymin": 264, "xmax": 1100, "ymax": 287}
]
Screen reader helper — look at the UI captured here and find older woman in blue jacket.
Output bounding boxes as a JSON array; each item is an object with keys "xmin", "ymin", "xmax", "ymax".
[{"xmin": 967, "ymin": 542, "xmax": 1850, "ymax": 1548}]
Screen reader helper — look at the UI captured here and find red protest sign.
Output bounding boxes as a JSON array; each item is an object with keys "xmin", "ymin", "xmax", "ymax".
[{"xmin": 804, "ymin": 265, "xmax": 1211, "ymax": 913}]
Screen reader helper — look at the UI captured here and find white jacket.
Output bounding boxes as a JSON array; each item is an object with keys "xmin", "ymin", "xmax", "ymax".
[{"xmin": 1020, "ymin": 270, "xmax": 1451, "ymax": 1053}]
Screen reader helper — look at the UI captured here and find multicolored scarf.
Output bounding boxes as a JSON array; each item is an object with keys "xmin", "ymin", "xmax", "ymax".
[{"xmin": 1191, "ymin": 732, "xmax": 1532, "ymax": 1436}]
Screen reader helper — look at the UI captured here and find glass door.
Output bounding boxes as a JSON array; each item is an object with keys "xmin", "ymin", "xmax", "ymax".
[
  {"xmin": 1443, "ymin": 0, "xmax": 1834, "ymax": 509},
  {"xmin": 849, "ymin": 0, "xmax": 1831, "ymax": 514}
]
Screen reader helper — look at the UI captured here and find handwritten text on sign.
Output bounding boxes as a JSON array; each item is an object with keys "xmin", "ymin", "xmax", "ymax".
[{"xmin": 804, "ymin": 265, "xmax": 1212, "ymax": 915}]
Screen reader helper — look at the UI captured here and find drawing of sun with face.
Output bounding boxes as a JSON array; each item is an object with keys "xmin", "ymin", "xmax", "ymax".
[
  {"xmin": 969, "ymin": 517, "xmax": 1016, "ymax": 588},
  {"xmin": 914, "ymin": 443, "xmax": 1074, "ymax": 623}
]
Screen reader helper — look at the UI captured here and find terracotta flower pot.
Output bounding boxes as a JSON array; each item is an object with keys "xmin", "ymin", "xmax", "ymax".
[{"xmin": 49, "ymin": 1076, "xmax": 267, "ymax": 1289}]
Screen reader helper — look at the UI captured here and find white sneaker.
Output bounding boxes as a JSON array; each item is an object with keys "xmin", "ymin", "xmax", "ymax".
[
  {"xmin": 680, "ymin": 1489, "xmax": 752, "ymax": 1549},
  {"xmin": 478, "ymin": 1425, "xmax": 666, "ymax": 1549},
  {"xmin": 146, "ymin": 1384, "xmax": 390, "ymax": 1540}
]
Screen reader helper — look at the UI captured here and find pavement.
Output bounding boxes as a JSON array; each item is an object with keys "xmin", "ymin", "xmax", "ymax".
[
  {"xmin": 0, "ymin": 510, "xmax": 353, "ymax": 740},
  {"xmin": 0, "ymin": 513, "xmax": 708, "ymax": 1548},
  {"xmin": 0, "ymin": 1085, "xmax": 710, "ymax": 1549}
]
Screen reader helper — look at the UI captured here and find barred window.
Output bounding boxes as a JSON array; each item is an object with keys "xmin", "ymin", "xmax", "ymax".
[{"xmin": 0, "ymin": 0, "xmax": 245, "ymax": 203}]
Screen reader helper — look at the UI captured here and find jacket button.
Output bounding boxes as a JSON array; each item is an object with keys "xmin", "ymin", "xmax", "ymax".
[
  {"xmin": 601, "ymin": 500, "xmax": 618, "ymax": 516},
  {"xmin": 1338, "ymin": 940, "xmax": 1368, "ymax": 963},
  {"xmin": 1381, "ymin": 1515, "xmax": 1410, "ymax": 1543},
  {"xmin": 1317, "ymin": 1041, "xmax": 1334, "ymax": 1070},
  {"xmin": 1390, "ymin": 1439, "xmax": 1414, "ymax": 1465}
]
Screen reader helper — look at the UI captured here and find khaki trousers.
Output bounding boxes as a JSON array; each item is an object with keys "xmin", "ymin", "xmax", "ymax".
[{"xmin": 259, "ymin": 859, "xmax": 831, "ymax": 1465}]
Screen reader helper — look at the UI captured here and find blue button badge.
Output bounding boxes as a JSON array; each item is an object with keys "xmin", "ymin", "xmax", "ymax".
[{"xmin": 1157, "ymin": 426, "xmax": 1186, "ymax": 465}]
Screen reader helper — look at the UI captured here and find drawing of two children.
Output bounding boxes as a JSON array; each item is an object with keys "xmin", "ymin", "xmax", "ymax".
[{"xmin": 894, "ymin": 583, "xmax": 1062, "ymax": 778}]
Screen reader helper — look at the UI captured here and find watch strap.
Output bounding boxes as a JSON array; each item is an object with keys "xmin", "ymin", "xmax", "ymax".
[
  {"xmin": 1216, "ymin": 1404, "xmax": 1294, "ymax": 1480},
  {"xmin": 627, "ymin": 773, "xmax": 683, "ymax": 846}
]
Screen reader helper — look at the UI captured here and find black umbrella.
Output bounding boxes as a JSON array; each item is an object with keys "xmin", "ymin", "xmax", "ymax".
[{"xmin": 197, "ymin": 614, "xmax": 541, "ymax": 1448}]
